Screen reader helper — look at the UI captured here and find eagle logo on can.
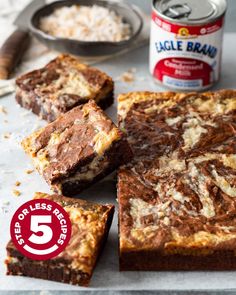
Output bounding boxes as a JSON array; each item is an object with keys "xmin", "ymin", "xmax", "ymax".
[{"xmin": 178, "ymin": 27, "xmax": 189, "ymax": 37}]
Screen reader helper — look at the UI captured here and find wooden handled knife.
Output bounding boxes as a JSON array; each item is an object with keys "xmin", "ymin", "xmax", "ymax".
[{"xmin": 0, "ymin": 0, "xmax": 45, "ymax": 80}]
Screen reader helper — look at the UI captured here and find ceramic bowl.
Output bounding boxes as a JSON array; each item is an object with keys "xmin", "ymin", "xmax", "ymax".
[{"xmin": 30, "ymin": 0, "xmax": 143, "ymax": 57}]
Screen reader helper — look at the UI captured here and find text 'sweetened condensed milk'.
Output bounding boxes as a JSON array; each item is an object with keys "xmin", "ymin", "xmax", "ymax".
[{"xmin": 150, "ymin": 0, "xmax": 227, "ymax": 91}]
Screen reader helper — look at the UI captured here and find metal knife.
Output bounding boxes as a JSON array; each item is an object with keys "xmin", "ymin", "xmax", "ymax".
[{"xmin": 0, "ymin": 0, "xmax": 45, "ymax": 80}]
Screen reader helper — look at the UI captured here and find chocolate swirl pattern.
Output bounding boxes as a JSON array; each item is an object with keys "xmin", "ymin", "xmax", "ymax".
[{"xmin": 118, "ymin": 90, "xmax": 236, "ymax": 270}]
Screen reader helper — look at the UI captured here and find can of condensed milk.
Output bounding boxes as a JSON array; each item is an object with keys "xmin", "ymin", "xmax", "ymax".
[{"xmin": 150, "ymin": 0, "xmax": 227, "ymax": 91}]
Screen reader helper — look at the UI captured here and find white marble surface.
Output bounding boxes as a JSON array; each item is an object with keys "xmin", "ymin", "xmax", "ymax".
[{"xmin": 1, "ymin": 0, "xmax": 236, "ymax": 293}]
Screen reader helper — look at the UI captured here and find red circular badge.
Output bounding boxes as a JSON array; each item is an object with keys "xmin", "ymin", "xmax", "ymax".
[{"xmin": 10, "ymin": 199, "xmax": 72, "ymax": 260}]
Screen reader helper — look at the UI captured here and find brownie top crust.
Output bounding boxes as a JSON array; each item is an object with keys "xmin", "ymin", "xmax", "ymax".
[
  {"xmin": 16, "ymin": 54, "xmax": 113, "ymax": 111},
  {"xmin": 118, "ymin": 90, "xmax": 236, "ymax": 254},
  {"xmin": 7, "ymin": 192, "xmax": 114, "ymax": 275},
  {"xmin": 22, "ymin": 100, "xmax": 122, "ymax": 183}
]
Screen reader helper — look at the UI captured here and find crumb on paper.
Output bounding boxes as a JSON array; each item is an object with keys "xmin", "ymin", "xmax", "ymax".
[
  {"xmin": 1, "ymin": 204, "xmax": 9, "ymax": 213},
  {"xmin": 20, "ymin": 111, "xmax": 31, "ymax": 117},
  {"xmin": 3, "ymin": 132, "xmax": 11, "ymax": 139},
  {"xmin": 2, "ymin": 200, "xmax": 10, "ymax": 206},
  {"xmin": 121, "ymin": 72, "xmax": 134, "ymax": 83},
  {"xmin": 2, "ymin": 170, "xmax": 14, "ymax": 175},
  {"xmin": 25, "ymin": 169, "xmax": 34, "ymax": 174},
  {"xmin": 13, "ymin": 189, "xmax": 21, "ymax": 197},
  {"xmin": 15, "ymin": 181, "xmax": 21, "ymax": 186},
  {"xmin": 4, "ymin": 119, "xmax": 8, "ymax": 123},
  {"xmin": 116, "ymin": 68, "xmax": 137, "ymax": 83},
  {"xmin": 138, "ymin": 76, "xmax": 146, "ymax": 81},
  {"xmin": 0, "ymin": 105, "xmax": 7, "ymax": 114}
]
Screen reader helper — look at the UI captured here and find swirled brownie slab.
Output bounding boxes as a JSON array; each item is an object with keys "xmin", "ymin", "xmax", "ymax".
[
  {"xmin": 6, "ymin": 192, "xmax": 114, "ymax": 286},
  {"xmin": 118, "ymin": 90, "xmax": 236, "ymax": 270},
  {"xmin": 22, "ymin": 100, "xmax": 132, "ymax": 196},
  {"xmin": 16, "ymin": 54, "xmax": 114, "ymax": 122}
]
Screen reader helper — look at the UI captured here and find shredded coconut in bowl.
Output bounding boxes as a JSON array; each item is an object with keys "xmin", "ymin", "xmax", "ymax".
[{"xmin": 39, "ymin": 5, "xmax": 132, "ymax": 42}]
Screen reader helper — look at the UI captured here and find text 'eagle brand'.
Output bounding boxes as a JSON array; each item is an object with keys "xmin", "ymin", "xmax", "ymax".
[{"xmin": 150, "ymin": 0, "xmax": 227, "ymax": 91}]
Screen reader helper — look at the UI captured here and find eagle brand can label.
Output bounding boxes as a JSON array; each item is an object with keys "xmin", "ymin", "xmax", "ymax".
[{"xmin": 150, "ymin": 0, "xmax": 227, "ymax": 91}]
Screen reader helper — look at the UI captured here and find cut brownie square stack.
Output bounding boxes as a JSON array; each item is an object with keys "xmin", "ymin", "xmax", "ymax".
[
  {"xmin": 16, "ymin": 54, "xmax": 114, "ymax": 122},
  {"xmin": 22, "ymin": 100, "xmax": 133, "ymax": 196},
  {"xmin": 118, "ymin": 90, "xmax": 236, "ymax": 270},
  {"xmin": 6, "ymin": 192, "xmax": 114, "ymax": 286}
]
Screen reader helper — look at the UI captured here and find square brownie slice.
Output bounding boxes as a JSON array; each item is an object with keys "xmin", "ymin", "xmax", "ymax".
[
  {"xmin": 22, "ymin": 100, "xmax": 133, "ymax": 196},
  {"xmin": 118, "ymin": 90, "xmax": 236, "ymax": 270},
  {"xmin": 16, "ymin": 54, "xmax": 114, "ymax": 122},
  {"xmin": 6, "ymin": 192, "xmax": 114, "ymax": 286}
]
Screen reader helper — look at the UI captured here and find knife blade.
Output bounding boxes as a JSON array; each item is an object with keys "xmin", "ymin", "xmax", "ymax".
[{"xmin": 0, "ymin": 0, "xmax": 46, "ymax": 80}]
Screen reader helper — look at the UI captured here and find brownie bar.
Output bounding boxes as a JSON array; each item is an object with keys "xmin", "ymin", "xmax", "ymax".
[
  {"xmin": 22, "ymin": 100, "xmax": 133, "ymax": 196},
  {"xmin": 6, "ymin": 192, "xmax": 114, "ymax": 286},
  {"xmin": 16, "ymin": 54, "xmax": 114, "ymax": 122},
  {"xmin": 118, "ymin": 90, "xmax": 236, "ymax": 270}
]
